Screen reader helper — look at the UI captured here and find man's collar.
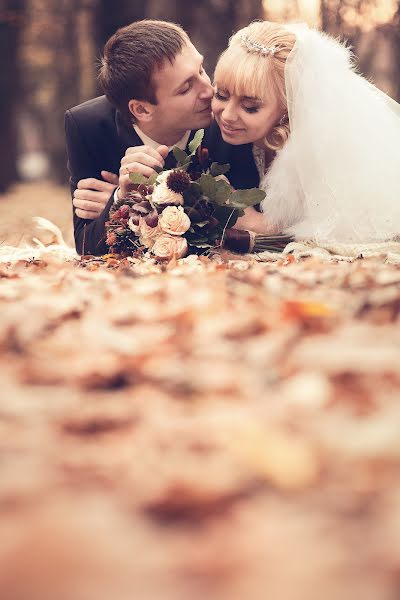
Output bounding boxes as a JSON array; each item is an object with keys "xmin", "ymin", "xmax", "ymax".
[{"xmin": 133, "ymin": 125, "xmax": 191, "ymax": 151}]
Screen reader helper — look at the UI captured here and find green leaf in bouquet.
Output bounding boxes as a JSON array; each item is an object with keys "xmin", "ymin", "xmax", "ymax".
[
  {"xmin": 214, "ymin": 179, "xmax": 232, "ymax": 205},
  {"xmin": 186, "ymin": 233, "xmax": 214, "ymax": 249},
  {"xmin": 188, "ymin": 236, "xmax": 209, "ymax": 244},
  {"xmin": 198, "ymin": 174, "xmax": 217, "ymax": 200},
  {"xmin": 191, "ymin": 242, "xmax": 214, "ymax": 249},
  {"xmin": 177, "ymin": 161, "xmax": 190, "ymax": 172},
  {"xmin": 208, "ymin": 229, "xmax": 221, "ymax": 241},
  {"xmin": 230, "ymin": 188, "xmax": 266, "ymax": 207},
  {"xmin": 209, "ymin": 162, "xmax": 230, "ymax": 176},
  {"xmin": 188, "ymin": 222, "xmax": 211, "ymax": 235},
  {"xmin": 225, "ymin": 198, "xmax": 248, "ymax": 211},
  {"xmin": 116, "ymin": 228, "xmax": 131, "ymax": 237},
  {"xmin": 173, "ymin": 147, "xmax": 188, "ymax": 164},
  {"xmin": 147, "ymin": 172, "xmax": 159, "ymax": 185},
  {"xmin": 183, "ymin": 182, "xmax": 202, "ymax": 205},
  {"xmin": 129, "ymin": 172, "xmax": 149, "ymax": 185},
  {"xmin": 188, "ymin": 129, "xmax": 204, "ymax": 155},
  {"xmin": 194, "ymin": 221, "xmax": 211, "ymax": 228},
  {"xmin": 212, "ymin": 205, "xmax": 239, "ymax": 229},
  {"xmin": 184, "ymin": 206, "xmax": 201, "ymax": 223}
]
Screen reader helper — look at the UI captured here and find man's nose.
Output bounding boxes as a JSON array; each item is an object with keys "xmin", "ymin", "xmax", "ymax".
[{"xmin": 198, "ymin": 74, "xmax": 214, "ymax": 99}]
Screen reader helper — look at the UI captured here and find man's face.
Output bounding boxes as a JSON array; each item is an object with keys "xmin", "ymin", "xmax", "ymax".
[{"xmin": 150, "ymin": 42, "xmax": 213, "ymax": 136}]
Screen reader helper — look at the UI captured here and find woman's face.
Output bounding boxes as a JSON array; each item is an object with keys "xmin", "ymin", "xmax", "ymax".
[{"xmin": 212, "ymin": 86, "xmax": 281, "ymax": 146}]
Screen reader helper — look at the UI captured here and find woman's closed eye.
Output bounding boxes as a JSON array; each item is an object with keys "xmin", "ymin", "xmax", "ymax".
[
  {"xmin": 242, "ymin": 105, "xmax": 259, "ymax": 114},
  {"xmin": 214, "ymin": 90, "xmax": 260, "ymax": 114},
  {"xmin": 214, "ymin": 90, "xmax": 229, "ymax": 101}
]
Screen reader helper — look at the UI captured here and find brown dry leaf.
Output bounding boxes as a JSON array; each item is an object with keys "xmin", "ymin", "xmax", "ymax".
[
  {"xmin": 224, "ymin": 423, "xmax": 320, "ymax": 491},
  {"xmin": 1, "ymin": 247, "xmax": 400, "ymax": 599}
]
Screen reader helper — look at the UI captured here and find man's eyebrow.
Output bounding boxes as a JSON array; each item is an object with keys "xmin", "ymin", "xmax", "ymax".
[{"xmin": 173, "ymin": 55, "xmax": 204, "ymax": 93}]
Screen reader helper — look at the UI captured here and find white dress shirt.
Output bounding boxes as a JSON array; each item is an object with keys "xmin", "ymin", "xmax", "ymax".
[{"xmin": 132, "ymin": 125, "xmax": 191, "ymax": 152}]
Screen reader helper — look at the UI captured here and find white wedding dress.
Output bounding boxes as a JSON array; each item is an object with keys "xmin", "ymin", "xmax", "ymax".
[{"xmin": 259, "ymin": 24, "xmax": 400, "ymax": 245}]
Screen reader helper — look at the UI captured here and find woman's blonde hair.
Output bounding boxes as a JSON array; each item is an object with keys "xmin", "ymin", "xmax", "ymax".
[{"xmin": 214, "ymin": 21, "xmax": 296, "ymax": 151}]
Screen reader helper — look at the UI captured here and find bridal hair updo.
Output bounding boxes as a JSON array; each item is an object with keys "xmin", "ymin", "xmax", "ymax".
[{"xmin": 214, "ymin": 21, "xmax": 296, "ymax": 151}]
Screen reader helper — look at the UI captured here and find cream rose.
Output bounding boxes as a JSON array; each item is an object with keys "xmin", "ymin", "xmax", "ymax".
[
  {"xmin": 152, "ymin": 234, "xmax": 188, "ymax": 260},
  {"xmin": 152, "ymin": 182, "xmax": 183, "ymax": 207},
  {"xmin": 138, "ymin": 217, "xmax": 162, "ymax": 249},
  {"xmin": 155, "ymin": 169, "xmax": 173, "ymax": 184},
  {"xmin": 159, "ymin": 206, "xmax": 191, "ymax": 236}
]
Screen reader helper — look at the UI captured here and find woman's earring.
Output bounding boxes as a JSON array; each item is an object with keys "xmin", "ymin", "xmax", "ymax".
[{"xmin": 279, "ymin": 113, "xmax": 288, "ymax": 126}]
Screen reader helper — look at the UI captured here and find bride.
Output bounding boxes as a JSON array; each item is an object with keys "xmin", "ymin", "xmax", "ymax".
[{"xmin": 212, "ymin": 20, "xmax": 400, "ymax": 244}]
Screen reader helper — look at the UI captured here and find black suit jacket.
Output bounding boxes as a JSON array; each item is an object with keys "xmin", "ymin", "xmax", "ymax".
[{"xmin": 65, "ymin": 95, "xmax": 260, "ymax": 255}]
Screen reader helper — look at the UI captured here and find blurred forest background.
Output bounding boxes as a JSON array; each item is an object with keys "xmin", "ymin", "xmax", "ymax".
[{"xmin": 0, "ymin": 0, "xmax": 399, "ymax": 195}]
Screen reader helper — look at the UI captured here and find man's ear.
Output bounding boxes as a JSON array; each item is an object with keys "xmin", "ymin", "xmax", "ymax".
[{"xmin": 128, "ymin": 99, "xmax": 155, "ymax": 123}]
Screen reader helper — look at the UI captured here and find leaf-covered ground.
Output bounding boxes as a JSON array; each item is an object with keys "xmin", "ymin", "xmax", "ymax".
[{"xmin": 1, "ymin": 184, "xmax": 400, "ymax": 599}]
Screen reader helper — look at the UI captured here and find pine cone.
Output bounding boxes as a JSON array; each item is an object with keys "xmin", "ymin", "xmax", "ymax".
[{"xmin": 166, "ymin": 170, "xmax": 191, "ymax": 194}]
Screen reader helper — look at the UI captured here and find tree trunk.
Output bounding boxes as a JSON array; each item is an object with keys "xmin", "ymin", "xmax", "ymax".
[
  {"xmin": 97, "ymin": 0, "xmax": 146, "ymax": 47},
  {"xmin": 21, "ymin": 0, "xmax": 99, "ymax": 183},
  {"xmin": 146, "ymin": 0, "xmax": 264, "ymax": 74},
  {"xmin": 0, "ymin": 0, "xmax": 24, "ymax": 193}
]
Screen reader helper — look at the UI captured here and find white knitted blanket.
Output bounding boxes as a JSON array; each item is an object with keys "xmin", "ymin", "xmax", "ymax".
[
  {"xmin": 2, "ymin": 218, "xmax": 400, "ymax": 265},
  {"xmin": 0, "ymin": 218, "xmax": 78, "ymax": 263},
  {"xmin": 255, "ymin": 240, "xmax": 400, "ymax": 264}
]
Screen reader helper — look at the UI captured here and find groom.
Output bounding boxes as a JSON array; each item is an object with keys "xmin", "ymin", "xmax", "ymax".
[{"xmin": 65, "ymin": 20, "xmax": 259, "ymax": 255}]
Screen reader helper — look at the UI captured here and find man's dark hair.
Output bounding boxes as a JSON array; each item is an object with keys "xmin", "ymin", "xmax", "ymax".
[{"xmin": 99, "ymin": 20, "xmax": 188, "ymax": 124}]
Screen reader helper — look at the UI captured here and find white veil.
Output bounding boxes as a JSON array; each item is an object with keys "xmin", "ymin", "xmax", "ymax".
[{"xmin": 260, "ymin": 23, "xmax": 400, "ymax": 244}]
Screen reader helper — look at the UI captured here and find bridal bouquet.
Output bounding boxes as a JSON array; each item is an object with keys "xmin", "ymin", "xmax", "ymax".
[{"xmin": 105, "ymin": 130, "xmax": 290, "ymax": 260}]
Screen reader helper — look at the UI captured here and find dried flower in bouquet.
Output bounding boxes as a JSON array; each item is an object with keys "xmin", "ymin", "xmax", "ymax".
[{"xmin": 105, "ymin": 130, "xmax": 292, "ymax": 260}]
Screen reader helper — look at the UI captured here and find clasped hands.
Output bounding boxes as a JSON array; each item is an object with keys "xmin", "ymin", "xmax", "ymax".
[{"xmin": 73, "ymin": 145, "xmax": 168, "ymax": 219}]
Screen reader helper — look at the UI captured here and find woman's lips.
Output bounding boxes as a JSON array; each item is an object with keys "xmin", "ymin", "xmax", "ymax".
[{"xmin": 219, "ymin": 120, "xmax": 244, "ymax": 135}]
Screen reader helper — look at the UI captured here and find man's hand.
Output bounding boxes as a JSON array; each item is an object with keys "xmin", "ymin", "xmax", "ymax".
[
  {"xmin": 118, "ymin": 145, "xmax": 169, "ymax": 200},
  {"xmin": 73, "ymin": 171, "xmax": 118, "ymax": 219}
]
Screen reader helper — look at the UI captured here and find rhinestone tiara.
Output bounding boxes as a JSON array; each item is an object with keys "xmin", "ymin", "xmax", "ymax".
[{"xmin": 240, "ymin": 34, "xmax": 278, "ymax": 56}]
